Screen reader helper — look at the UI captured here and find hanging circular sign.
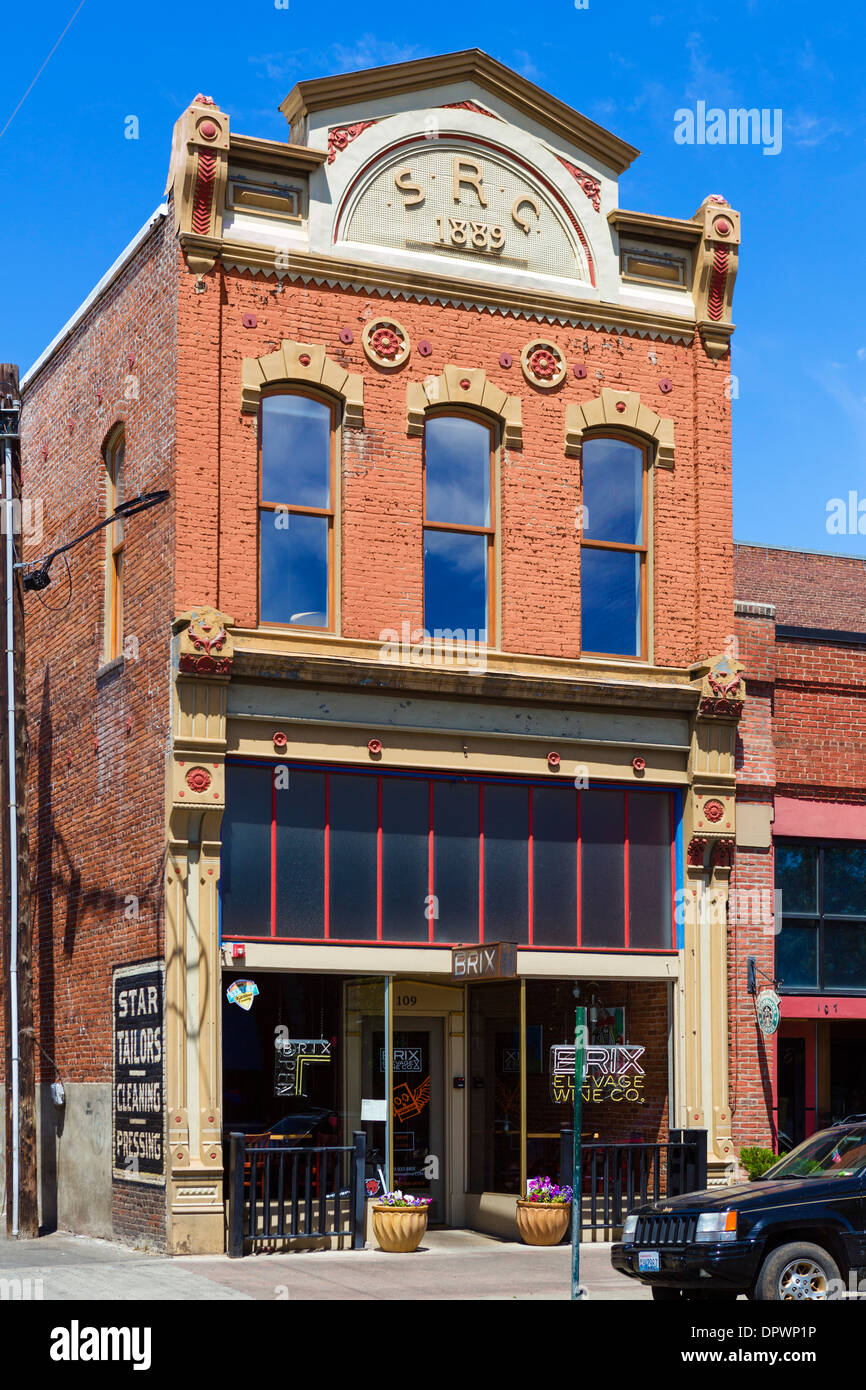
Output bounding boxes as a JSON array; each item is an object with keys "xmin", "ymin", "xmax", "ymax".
[{"xmin": 756, "ymin": 988, "xmax": 781, "ymax": 1036}]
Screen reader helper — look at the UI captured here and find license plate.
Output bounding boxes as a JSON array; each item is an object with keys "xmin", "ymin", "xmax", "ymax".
[{"xmin": 638, "ymin": 1251, "xmax": 660, "ymax": 1272}]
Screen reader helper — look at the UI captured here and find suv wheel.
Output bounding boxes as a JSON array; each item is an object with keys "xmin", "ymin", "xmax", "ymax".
[{"xmin": 756, "ymin": 1242, "xmax": 841, "ymax": 1301}]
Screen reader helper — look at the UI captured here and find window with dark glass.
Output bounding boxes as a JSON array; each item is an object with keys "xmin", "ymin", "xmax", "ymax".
[
  {"xmin": 483, "ymin": 783, "xmax": 530, "ymax": 944},
  {"xmin": 468, "ymin": 982, "xmax": 521, "ymax": 1193},
  {"xmin": 381, "ymin": 778, "xmax": 429, "ymax": 943},
  {"xmin": 580, "ymin": 789, "xmax": 625, "ymax": 949},
  {"xmin": 432, "ymin": 780, "xmax": 479, "ymax": 944},
  {"xmin": 275, "ymin": 770, "xmax": 325, "ymax": 938},
  {"xmin": 533, "ymin": 788, "xmax": 578, "ymax": 947},
  {"xmin": 221, "ymin": 766, "xmax": 675, "ymax": 951},
  {"xmin": 525, "ymin": 980, "xmax": 576, "ymax": 1185},
  {"xmin": 221, "ymin": 973, "xmax": 342, "ymax": 1135},
  {"xmin": 221, "ymin": 764, "xmax": 272, "ymax": 938},
  {"xmin": 423, "ymin": 413, "xmax": 493, "ymax": 641},
  {"xmin": 628, "ymin": 791, "xmax": 673, "ymax": 949},
  {"xmin": 329, "ymin": 774, "xmax": 378, "ymax": 940},
  {"xmin": 259, "ymin": 391, "xmax": 335, "ymax": 629},
  {"xmin": 580, "ymin": 436, "xmax": 647, "ymax": 658},
  {"xmin": 776, "ymin": 841, "xmax": 866, "ymax": 993}
]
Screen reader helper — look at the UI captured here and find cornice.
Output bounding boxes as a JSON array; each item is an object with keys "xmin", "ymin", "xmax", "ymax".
[
  {"xmin": 608, "ymin": 208, "xmax": 704, "ymax": 248},
  {"xmin": 697, "ymin": 319, "xmax": 736, "ymax": 359},
  {"xmin": 227, "ymin": 629, "xmax": 699, "ymax": 715},
  {"xmin": 279, "ymin": 49, "xmax": 639, "ymax": 176},
  {"xmin": 180, "ymin": 234, "xmax": 697, "ymax": 343},
  {"xmin": 229, "ymin": 132, "xmax": 328, "ymax": 174}
]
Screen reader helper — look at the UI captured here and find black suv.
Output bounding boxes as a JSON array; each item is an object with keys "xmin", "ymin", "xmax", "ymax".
[{"xmin": 612, "ymin": 1123, "xmax": 866, "ymax": 1300}]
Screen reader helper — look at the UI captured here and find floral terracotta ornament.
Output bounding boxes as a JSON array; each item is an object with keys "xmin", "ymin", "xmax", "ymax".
[
  {"xmin": 520, "ymin": 340, "xmax": 566, "ymax": 389},
  {"xmin": 186, "ymin": 767, "xmax": 212, "ymax": 794},
  {"xmin": 362, "ymin": 318, "xmax": 411, "ymax": 369}
]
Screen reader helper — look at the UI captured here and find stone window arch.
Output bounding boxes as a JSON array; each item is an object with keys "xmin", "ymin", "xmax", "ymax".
[
  {"xmin": 407, "ymin": 366, "xmax": 522, "ymax": 449},
  {"xmin": 241, "ymin": 340, "xmax": 364, "ymax": 427},
  {"xmin": 564, "ymin": 388, "xmax": 674, "ymax": 469}
]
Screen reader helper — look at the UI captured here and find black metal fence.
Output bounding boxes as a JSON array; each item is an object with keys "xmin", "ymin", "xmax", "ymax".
[
  {"xmin": 228, "ymin": 1126, "xmax": 705, "ymax": 1253},
  {"xmin": 559, "ymin": 1128, "xmax": 708, "ymax": 1231},
  {"xmin": 228, "ymin": 1131, "xmax": 367, "ymax": 1257}
]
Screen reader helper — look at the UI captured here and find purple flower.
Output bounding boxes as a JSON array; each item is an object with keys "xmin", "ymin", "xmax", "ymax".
[{"xmin": 525, "ymin": 1175, "xmax": 573, "ymax": 1204}]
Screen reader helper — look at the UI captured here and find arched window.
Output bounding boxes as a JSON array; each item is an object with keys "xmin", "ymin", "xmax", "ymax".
[
  {"xmin": 423, "ymin": 413, "xmax": 494, "ymax": 642},
  {"xmin": 104, "ymin": 427, "xmax": 125, "ymax": 662},
  {"xmin": 259, "ymin": 390, "xmax": 335, "ymax": 629},
  {"xmin": 580, "ymin": 435, "xmax": 647, "ymax": 659}
]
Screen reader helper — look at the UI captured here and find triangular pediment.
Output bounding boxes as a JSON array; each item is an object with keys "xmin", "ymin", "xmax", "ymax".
[{"xmin": 280, "ymin": 48, "xmax": 639, "ymax": 176}]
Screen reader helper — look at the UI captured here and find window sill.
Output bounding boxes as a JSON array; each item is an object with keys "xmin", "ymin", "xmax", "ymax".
[{"xmin": 97, "ymin": 655, "xmax": 125, "ymax": 683}]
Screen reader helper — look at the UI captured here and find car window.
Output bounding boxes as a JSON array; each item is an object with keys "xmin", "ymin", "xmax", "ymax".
[{"xmin": 765, "ymin": 1130, "xmax": 866, "ymax": 1179}]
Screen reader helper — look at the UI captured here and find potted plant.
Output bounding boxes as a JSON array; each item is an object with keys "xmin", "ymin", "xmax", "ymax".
[
  {"xmin": 516, "ymin": 1176, "xmax": 573, "ymax": 1246},
  {"xmin": 371, "ymin": 1190, "xmax": 432, "ymax": 1253}
]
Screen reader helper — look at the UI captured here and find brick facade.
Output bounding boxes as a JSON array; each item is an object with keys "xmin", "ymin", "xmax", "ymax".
[
  {"xmin": 735, "ymin": 544, "xmax": 866, "ymax": 631},
  {"xmin": 17, "ymin": 215, "xmax": 176, "ymax": 1247},
  {"xmin": 730, "ymin": 546, "xmax": 866, "ymax": 1152},
  {"xmin": 175, "ymin": 258, "xmax": 733, "ymax": 665},
  {"xmin": 9, "ymin": 55, "xmax": 744, "ymax": 1250}
]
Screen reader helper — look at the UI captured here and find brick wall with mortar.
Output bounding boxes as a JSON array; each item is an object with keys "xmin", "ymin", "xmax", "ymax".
[
  {"xmin": 735, "ymin": 544, "xmax": 866, "ymax": 631},
  {"xmin": 730, "ymin": 548, "xmax": 866, "ymax": 1151},
  {"xmin": 14, "ymin": 215, "xmax": 177, "ymax": 1248},
  {"xmin": 730, "ymin": 606, "xmax": 777, "ymax": 1150},
  {"xmin": 175, "ymin": 256, "xmax": 734, "ymax": 668}
]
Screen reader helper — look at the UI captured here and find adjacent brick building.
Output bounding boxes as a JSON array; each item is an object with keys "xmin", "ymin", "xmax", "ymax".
[
  {"xmin": 731, "ymin": 545, "xmax": 866, "ymax": 1153},
  {"xmin": 8, "ymin": 50, "xmax": 745, "ymax": 1252}
]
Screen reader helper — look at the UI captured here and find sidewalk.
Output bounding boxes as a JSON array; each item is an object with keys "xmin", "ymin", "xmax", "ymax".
[{"xmin": 0, "ymin": 1228, "xmax": 650, "ymax": 1300}]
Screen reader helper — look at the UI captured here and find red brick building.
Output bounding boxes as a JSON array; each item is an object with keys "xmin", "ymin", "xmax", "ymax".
[
  {"xmin": 732, "ymin": 545, "xmax": 866, "ymax": 1153},
  {"xmin": 9, "ymin": 50, "xmax": 744, "ymax": 1253}
]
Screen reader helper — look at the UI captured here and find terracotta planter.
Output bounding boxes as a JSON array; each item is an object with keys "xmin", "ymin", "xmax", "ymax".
[
  {"xmin": 516, "ymin": 1199, "xmax": 571, "ymax": 1246},
  {"xmin": 371, "ymin": 1203, "xmax": 429, "ymax": 1253}
]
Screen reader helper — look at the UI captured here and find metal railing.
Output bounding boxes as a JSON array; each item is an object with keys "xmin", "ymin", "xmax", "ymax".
[
  {"xmin": 228, "ymin": 1131, "xmax": 367, "ymax": 1257},
  {"xmin": 559, "ymin": 1128, "xmax": 708, "ymax": 1230}
]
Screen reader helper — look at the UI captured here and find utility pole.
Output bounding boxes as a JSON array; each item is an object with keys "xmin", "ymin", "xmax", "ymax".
[{"xmin": 1, "ymin": 363, "xmax": 37, "ymax": 1238}]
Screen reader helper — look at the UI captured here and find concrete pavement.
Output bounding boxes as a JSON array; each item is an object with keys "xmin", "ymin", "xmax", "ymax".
[{"xmin": 0, "ymin": 1228, "xmax": 650, "ymax": 1300}]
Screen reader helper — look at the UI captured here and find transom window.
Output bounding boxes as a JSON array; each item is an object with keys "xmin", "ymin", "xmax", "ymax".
[
  {"xmin": 259, "ymin": 391, "xmax": 335, "ymax": 629},
  {"xmin": 776, "ymin": 840, "xmax": 866, "ymax": 993},
  {"xmin": 580, "ymin": 435, "xmax": 647, "ymax": 659},
  {"xmin": 221, "ymin": 763, "xmax": 676, "ymax": 952},
  {"xmin": 423, "ymin": 413, "xmax": 494, "ymax": 642}
]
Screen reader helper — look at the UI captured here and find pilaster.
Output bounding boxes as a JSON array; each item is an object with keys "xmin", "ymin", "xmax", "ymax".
[
  {"xmin": 164, "ymin": 607, "xmax": 234, "ymax": 1253},
  {"xmin": 680, "ymin": 655, "xmax": 744, "ymax": 1177}
]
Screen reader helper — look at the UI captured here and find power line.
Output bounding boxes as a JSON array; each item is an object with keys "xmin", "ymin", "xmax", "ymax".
[{"xmin": 0, "ymin": 0, "xmax": 88, "ymax": 142}]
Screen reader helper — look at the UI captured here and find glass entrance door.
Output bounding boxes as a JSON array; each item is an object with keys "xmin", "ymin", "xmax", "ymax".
[{"xmin": 378, "ymin": 1017, "xmax": 445, "ymax": 1222}]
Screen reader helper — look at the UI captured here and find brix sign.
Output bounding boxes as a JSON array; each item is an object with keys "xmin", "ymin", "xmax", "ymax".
[{"xmin": 452, "ymin": 942, "xmax": 517, "ymax": 981}]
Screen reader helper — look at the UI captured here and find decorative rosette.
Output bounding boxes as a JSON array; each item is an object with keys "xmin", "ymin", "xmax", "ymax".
[
  {"xmin": 520, "ymin": 340, "xmax": 566, "ymax": 388},
  {"xmin": 362, "ymin": 318, "xmax": 411, "ymax": 368},
  {"xmin": 185, "ymin": 767, "xmax": 212, "ymax": 794}
]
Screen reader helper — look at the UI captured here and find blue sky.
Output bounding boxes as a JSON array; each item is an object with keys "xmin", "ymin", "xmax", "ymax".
[{"xmin": 2, "ymin": 0, "xmax": 864, "ymax": 553}]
